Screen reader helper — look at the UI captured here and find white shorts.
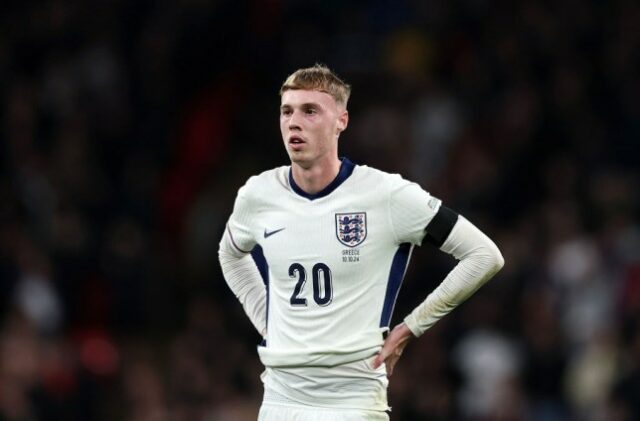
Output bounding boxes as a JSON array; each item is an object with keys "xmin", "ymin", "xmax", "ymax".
[{"xmin": 258, "ymin": 403, "xmax": 390, "ymax": 421}]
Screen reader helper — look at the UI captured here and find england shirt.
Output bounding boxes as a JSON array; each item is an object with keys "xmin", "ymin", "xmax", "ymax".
[{"xmin": 224, "ymin": 158, "xmax": 441, "ymax": 369}]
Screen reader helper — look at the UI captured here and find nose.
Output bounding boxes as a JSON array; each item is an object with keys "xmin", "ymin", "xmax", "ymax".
[{"xmin": 288, "ymin": 110, "xmax": 302, "ymax": 131}]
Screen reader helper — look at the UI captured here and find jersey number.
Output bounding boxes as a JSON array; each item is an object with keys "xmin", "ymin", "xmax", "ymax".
[{"xmin": 288, "ymin": 263, "xmax": 333, "ymax": 307}]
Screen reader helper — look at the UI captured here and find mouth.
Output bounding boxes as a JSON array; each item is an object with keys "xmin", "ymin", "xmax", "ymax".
[
  {"xmin": 288, "ymin": 135, "xmax": 306, "ymax": 145},
  {"xmin": 288, "ymin": 135, "xmax": 306, "ymax": 151}
]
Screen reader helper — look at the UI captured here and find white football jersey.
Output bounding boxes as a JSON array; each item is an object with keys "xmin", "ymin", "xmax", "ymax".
[{"xmin": 225, "ymin": 158, "xmax": 442, "ymax": 369}]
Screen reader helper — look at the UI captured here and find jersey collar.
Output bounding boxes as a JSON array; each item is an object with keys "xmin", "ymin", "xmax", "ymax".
[{"xmin": 289, "ymin": 157, "xmax": 355, "ymax": 201}]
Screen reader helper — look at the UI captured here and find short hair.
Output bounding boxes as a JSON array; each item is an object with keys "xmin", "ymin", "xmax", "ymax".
[{"xmin": 280, "ymin": 64, "xmax": 351, "ymax": 107}]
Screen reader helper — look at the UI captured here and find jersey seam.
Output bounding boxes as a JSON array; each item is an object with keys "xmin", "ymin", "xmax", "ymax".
[{"xmin": 226, "ymin": 224, "xmax": 251, "ymax": 254}]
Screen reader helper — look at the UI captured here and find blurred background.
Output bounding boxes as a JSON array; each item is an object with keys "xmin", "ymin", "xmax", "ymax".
[{"xmin": 1, "ymin": 0, "xmax": 639, "ymax": 420}]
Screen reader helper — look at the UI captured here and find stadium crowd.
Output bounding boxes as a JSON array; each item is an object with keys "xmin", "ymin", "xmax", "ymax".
[{"xmin": 0, "ymin": 1, "xmax": 638, "ymax": 420}]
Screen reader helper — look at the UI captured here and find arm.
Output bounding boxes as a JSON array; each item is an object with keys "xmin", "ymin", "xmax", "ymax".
[
  {"xmin": 373, "ymin": 214, "xmax": 504, "ymax": 374},
  {"xmin": 404, "ymin": 214, "xmax": 504, "ymax": 336},
  {"xmin": 219, "ymin": 226, "xmax": 267, "ymax": 337}
]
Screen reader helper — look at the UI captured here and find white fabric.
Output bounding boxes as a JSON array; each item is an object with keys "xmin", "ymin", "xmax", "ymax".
[
  {"xmin": 219, "ymin": 163, "xmax": 440, "ymax": 369},
  {"xmin": 403, "ymin": 216, "xmax": 505, "ymax": 337},
  {"xmin": 218, "ymin": 160, "xmax": 503, "ymax": 411},
  {"xmin": 258, "ymin": 402, "xmax": 389, "ymax": 421},
  {"xmin": 261, "ymin": 356, "xmax": 389, "ymax": 411},
  {"xmin": 218, "ymin": 231, "xmax": 267, "ymax": 335}
]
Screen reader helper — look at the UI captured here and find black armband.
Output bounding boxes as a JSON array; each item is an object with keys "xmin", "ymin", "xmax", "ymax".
[{"xmin": 424, "ymin": 206, "xmax": 459, "ymax": 248}]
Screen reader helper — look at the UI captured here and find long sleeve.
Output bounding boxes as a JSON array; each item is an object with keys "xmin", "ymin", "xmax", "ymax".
[
  {"xmin": 403, "ymin": 216, "xmax": 504, "ymax": 337},
  {"xmin": 219, "ymin": 227, "xmax": 267, "ymax": 336}
]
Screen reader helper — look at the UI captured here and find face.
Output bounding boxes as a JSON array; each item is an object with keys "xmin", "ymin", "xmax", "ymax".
[{"xmin": 280, "ymin": 89, "xmax": 348, "ymax": 168}]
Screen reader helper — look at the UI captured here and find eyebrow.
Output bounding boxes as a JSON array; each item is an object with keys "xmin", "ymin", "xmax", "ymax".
[{"xmin": 280, "ymin": 102, "xmax": 321, "ymax": 110}]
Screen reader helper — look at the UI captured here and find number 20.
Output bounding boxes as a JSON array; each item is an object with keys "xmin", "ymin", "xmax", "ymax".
[{"xmin": 289, "ymin": 263, "xmax": 333, "ymax": 307}]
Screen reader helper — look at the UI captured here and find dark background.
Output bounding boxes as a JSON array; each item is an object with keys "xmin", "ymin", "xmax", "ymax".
[{"xmin": 1, "ymin": 1, "xmax": 639, "ymax": 420}]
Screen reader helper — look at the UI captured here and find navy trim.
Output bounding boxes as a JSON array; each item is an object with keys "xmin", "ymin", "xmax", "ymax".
[
  {"xmin": 289, "ymin": 157, "xmax": 356, "ymax": 200},
  {"xmin": 251, "ymin": 245, "xmax": 269, "ymax": 342},
  {"xmin": 425, "ymin": 206, "xmax": 459, "ymax": 248},
  {"xmin": 380, "ymin": 243, "xmax": 413, "ymax": 328},
  {"xmin": 227, "ymin": 226, "xmax": 251, "ymax": 254}
]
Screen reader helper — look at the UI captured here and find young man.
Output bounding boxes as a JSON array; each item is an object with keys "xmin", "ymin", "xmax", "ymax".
[{"xmin": 218, "ymin": 65, "xmax": 504, "ymax": 420}]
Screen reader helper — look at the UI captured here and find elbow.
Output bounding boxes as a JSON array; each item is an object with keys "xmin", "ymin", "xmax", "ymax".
[
  {"xmin": 479, "ymin": 241, "xmax": 504, "ymax": 276},
  {"xmin": 492, "ymin": 247, "xmax": 505, "ymax": 274},
  {"xmin": 495, "ymin": 252, "xmax": 505, "ymax": 272}
]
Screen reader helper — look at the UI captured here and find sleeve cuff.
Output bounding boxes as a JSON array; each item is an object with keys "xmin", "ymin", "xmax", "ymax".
[{"xmin": 403, "ymin": 313, "xmax": 425, "ymax": 337}]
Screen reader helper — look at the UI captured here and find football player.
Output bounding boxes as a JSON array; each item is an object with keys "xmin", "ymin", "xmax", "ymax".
[{"xmin": 219, "ymin": 64, "xmax": 504, "ymax": 420}]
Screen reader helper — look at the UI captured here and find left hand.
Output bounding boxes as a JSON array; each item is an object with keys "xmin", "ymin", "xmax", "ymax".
[{"xmin": 372, "ymin": 323, "xmax": 415, "ymax": 376}]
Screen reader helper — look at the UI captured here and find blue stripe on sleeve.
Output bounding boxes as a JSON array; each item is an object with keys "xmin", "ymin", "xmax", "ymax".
[
  {"xmin": 251, "ymin": 245, "xmax": 269, "ymax": 345},
  {"xmin": 380, "ymin": 243, "xmax": 413, "ymax": 328}
]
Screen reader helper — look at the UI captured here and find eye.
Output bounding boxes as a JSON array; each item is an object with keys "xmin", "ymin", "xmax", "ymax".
[
  {"xmin": 305, "ymin": 108, "xmax": 317, "ymax": 115},
  {"xmin": 281, "ymin": 108, "xmax": 292, "ymax": 116}
]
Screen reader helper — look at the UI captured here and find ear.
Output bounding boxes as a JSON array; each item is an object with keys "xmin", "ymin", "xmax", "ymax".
[{"xmin": 336, "ymin": 110, "xmax": 349, "ymax": 134}]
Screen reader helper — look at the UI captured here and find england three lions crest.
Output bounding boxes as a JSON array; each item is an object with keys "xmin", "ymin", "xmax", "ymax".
[{"xmin": 336, "ymin": 212, "xmax": 367, "ymax": 247}]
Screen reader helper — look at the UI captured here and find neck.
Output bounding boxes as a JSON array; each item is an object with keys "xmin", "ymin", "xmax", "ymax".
[{"xmin": 291, "ymin": 156, "xmax": 342, "ymax": 195}]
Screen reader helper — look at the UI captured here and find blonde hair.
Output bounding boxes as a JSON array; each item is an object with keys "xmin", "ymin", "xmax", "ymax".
[{"xmin": 279, "ymin": 64, "xmax": 351, "ymax": 107}]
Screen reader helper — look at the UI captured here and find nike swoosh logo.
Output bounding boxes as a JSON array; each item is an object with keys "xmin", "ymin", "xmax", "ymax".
[{"xmin": 264, "ymin": 228, "xmax": 285, "ymax": 238}]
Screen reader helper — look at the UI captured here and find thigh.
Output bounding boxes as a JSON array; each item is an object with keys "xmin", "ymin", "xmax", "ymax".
[{"xmin": 258, "ymin": 403, "xmax": 389, "ymax": 421}]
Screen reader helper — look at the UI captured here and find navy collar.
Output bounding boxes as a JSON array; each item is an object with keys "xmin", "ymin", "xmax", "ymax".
[{"xmin": 289, "ymin": 158, "xmax": 356, "ymax": 200}]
